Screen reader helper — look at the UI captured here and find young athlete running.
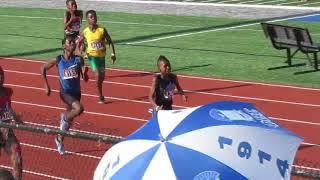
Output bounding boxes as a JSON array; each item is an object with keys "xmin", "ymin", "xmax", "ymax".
[
  {"xmin": 149, "ymin": 55, "xmax": 187, "ymax": 112},
  {"xmin": 0, "ymin": 66, "xmax": 23, "ymax": 180},
  {"xmin": 41, "ymin": 36, "xmax": 88, "ymax": 155},
  {"xmin": 64, "ymin": 0, "xmax": 83, "ymax": 55},
  {"xmin": 80, "ymin": 10, "xmax": 116, "ymax": 104}
]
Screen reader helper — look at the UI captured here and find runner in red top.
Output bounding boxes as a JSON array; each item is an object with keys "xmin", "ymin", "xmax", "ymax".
[
  {"xmin": 64, "ymin": 0, "xmax": 83, "ymax": 55},
  {"xmin": 0, "ymin": 66, "xmax": 23, "ymax": 180}
]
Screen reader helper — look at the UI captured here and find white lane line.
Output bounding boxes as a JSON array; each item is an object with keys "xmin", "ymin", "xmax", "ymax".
[
  {"xmin": 25, "ymin": 121, "xmax": 120, "ymax": 139},
  {"xmin": 0, "ymin": 165, "xmax": 71, "ymax": 180},
  {"xmin": 5, "ymin": 83, "xmax": 183, "ymax": 108},
  {"xmin": 7, "ymin": 85, "xmax": 320, "ymax": 126},
  {"xmin": 21, "ymin": 142, "xmax": 101, "ymax": 159},
  {"xmin": 12, "ymin": 100, "xmax": 147, "ymax": 122},
  {"xmin": 2, "ymin": 56, "xmax": 320, "ymax": 92},
  {"xmin": 270, "ymin": 116, "xmax": 320, "ymax": 126},
  {"xmin": 5, "ymin": 69, "xmax": 320, "ymax": 108}
]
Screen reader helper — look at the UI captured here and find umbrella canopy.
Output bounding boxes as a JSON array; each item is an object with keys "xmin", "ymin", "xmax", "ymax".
[{"xmin": 94, "ymin": 101, "xmax": 303, "ymax": 180}]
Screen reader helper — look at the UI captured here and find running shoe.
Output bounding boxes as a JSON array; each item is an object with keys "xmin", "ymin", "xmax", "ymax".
[
  {"xmin": 60, "ymin": 113, "xmax": 68, "ymax": 131},
  {"xmin": 55, "ymin": 137, "xmax": 65, "ymax": 155},
  {"xmin": 98, "ymin": 96, "xmax": 106, "ymax": 104}
]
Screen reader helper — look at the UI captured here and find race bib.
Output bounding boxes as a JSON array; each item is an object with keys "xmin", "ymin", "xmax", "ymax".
[
  {"xmin": 91, "ymin": 41, "xmax": 105, "ymax": 50},
  {"xmin": 63, "ymin": 68, "xmax": 78, "ymax": 79}
]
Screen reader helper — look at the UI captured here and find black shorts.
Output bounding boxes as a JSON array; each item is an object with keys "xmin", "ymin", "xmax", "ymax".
[
  {"xmin": 60, "ymin": 91, "xmax": 81, "ymax": 106},
  {"xmin": 156, "ymin": 101, "xmax": 173, "ymax": 110}
]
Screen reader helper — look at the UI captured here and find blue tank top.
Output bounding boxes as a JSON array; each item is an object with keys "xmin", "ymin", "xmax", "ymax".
[{"xmin": 56, "ymin": 55, "xmax": 81, "ymax": 94}]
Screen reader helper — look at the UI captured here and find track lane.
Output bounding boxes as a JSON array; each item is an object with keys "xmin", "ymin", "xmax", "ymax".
[{"xmin": 1, "ymin": 57, "xmax": 319, "ymax": 179}]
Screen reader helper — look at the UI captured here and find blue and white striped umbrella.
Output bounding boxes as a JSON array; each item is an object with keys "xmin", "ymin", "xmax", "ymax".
[{"xmin": 94, "ymin": 101, "xmax": 303, "ymax": 180}]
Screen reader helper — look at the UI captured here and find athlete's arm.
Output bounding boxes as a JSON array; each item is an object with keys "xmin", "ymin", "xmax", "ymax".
[
  {"xmin": 41, "ymin": 59, "xmax": 56, "ymax": 96},
  {"xmin": 149, "ymin": 76, "xmax": 161, "ymax": 111},
  {"xmin": 78, "ymin": 32, "xmax": 85, "ymax": 54},
  {"xmin": 174, "ymin": 75, "xmax": 187, "ymax": 102},
  {"xmin": 104, "ymin": 28, "xmax": 116, "ymax": 64}
]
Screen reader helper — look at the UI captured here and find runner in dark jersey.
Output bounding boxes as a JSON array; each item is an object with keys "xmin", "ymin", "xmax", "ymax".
[
  {"xmin": 41, "ymin": 36, "xmax": 88, "ymax": 155},
  {"xmin": 149, "ymin": 55, "xmax": 187, "ymax": 112},
  {"xmin": 0, "ymin": 66, "xmax": 23, "ymax": 180},
  {"xmin": 64, "ymin": 0, "xmax": 83, "ymax": 55},
  {"xmin": 64, "ymin": 0, "xmax": 83, "ymax": 38}
]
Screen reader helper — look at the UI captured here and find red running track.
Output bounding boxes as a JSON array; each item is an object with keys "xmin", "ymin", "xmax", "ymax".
[{"xmin": 0, "ymin": 57, "xmax": 319, "ymax": 179}]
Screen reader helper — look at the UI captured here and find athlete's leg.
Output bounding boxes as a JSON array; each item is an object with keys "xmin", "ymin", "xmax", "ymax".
[
  {"xmin": 97, "ymin": 69, "xmax": 105, "ymax": 103},
  {"xmin": 57, "ymin": 92, "xmax": 83, "ymax": 155},
  {"xmin": 4, "ymin": 129, "xmax": 22, "ymax": 180},
  {"xmin": 88, "ymin": 56, "xmax": 106, "ymax": 103}
]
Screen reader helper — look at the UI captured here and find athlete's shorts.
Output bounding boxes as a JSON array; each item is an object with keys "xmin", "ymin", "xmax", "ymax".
[
  {"xmin": 156, "ymin": 101, "xmax": 173, "ymax": 110},
  {"xmin": 60, "ymin": 91, "xmax": 81, "ymax": 106},
  {"xmin": 64, "ymin": 31, "xmax": 80, "ymax": 39},
  {"xmin": 87, "ymin": 56, "xmax": 106, "ymax": 72}
]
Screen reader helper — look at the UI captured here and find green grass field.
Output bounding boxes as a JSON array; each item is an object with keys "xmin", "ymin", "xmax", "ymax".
[{"xmin": 1, "ymin": 7, "xmax": 320, "ymax": 88}]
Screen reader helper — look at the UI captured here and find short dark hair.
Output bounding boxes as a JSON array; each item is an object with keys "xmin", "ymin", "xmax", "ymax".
[
  {"xmin": 66, "ymin": 0, "xmax": 75, "ymax": 5},
  {"xmin": 62, "ymin": 35, "xmax": 75, "ymax": 45},
  {"xmin": 86, "ymin": 10, "xmax": 96, "ymax": 18},
  {"xmin": 157, "ymin": 55, "xmax": 170, "ymax": 66}
]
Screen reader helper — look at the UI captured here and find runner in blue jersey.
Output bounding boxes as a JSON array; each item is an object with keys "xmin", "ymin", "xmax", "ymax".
[{"xmin": 41, "ymin": 36, "xmax": 88, "ymax": 155}]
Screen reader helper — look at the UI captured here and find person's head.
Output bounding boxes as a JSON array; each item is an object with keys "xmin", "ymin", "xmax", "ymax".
[
  {"xmin": 0, "ymin": 66, "xmax": 4, "ymax": 88},
  {"xmin": 0, "ymin": 168, "xmax": 14, "ymax": 180},
  {"xmin": 66, "ymin": 0, "xmax": 77, "ymax": 12},
  {"xmin": 157, "ymin": 55, "xmax": 171, "ymax": 75},
  {"xmin": 62, "ymin": 35, "xmax": 76, "ymax": 53},
  {"xmin": 86, "ymin": 10, "xmax": 97, "ymax": 26}
]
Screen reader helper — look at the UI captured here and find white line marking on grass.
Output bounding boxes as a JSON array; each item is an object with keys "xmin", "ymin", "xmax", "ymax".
[
  {"xmin": 0, "ymin": 15, "xmax": 193, "ymax": 28},
  {"xmin": 126, "ymin": 13, "xmax": 320, "ymax": 44},
  {"xmin": 7, "ymin": 83, "xmax": 320, "ymax": 126},
  {"xmin": 229, "ymin": 28, "xmax": 320, "ymax": 36},
  {"xmin": 2, "ymin": 56, "xmax": 320, "ymax": 91},
  {"xmin": 5, "ymin": 69, "xmax": 320, "ymax": 108},
  {"xmin": 0, "ymin": 165, "xmax": 71, "ymax": 180}
]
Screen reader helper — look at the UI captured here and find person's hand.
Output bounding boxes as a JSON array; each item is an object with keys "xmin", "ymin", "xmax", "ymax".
[
  {"xmin": 111, "ymin": 53, "xmax": 116, "ymax": 64},
  {"xmin": 154, "ymin": 105, "xmax": 163, "ymax": 112},
  {"xmin": 45, "ymin": 85, "xmax": 51, "ymax": 96}
]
